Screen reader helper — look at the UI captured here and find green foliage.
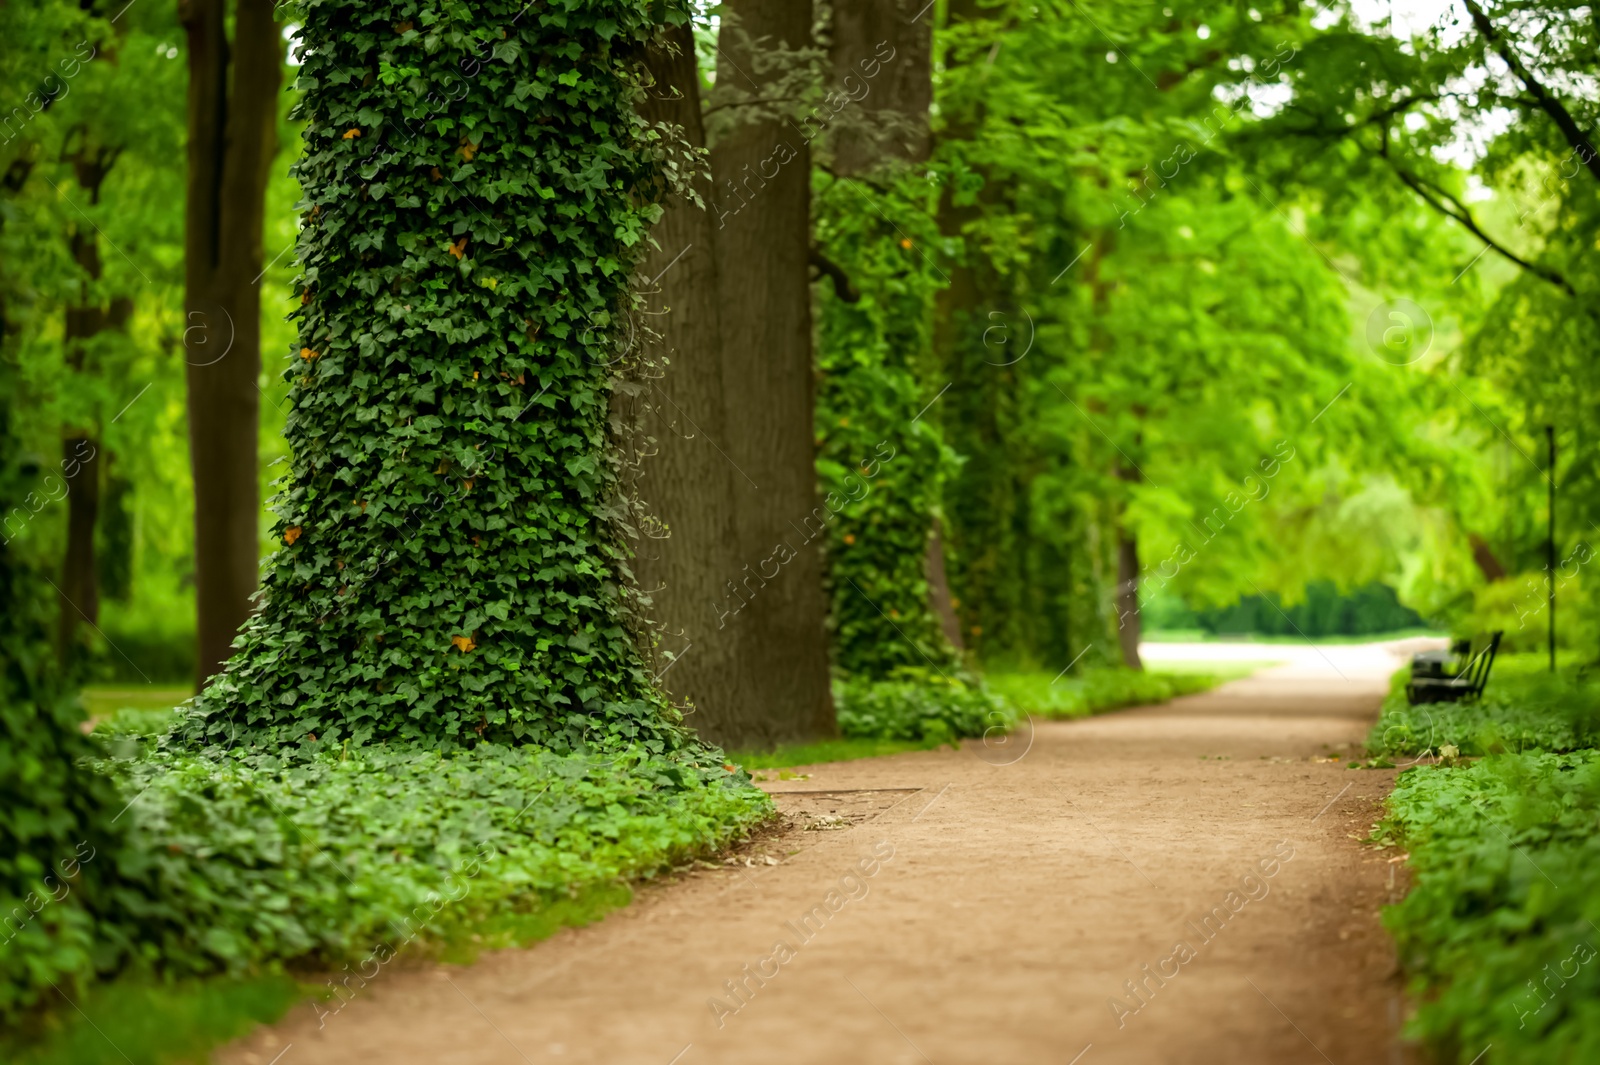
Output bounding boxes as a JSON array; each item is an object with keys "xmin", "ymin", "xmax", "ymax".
[
  {"xmin": 1378, "ymin": 752, "xmax": 1600, "ymax": 1063},
  {"xmin": 813, "ymin": 168, "xmax": 957, "ymax": 678},
  {"xmin": 86, "ymin": 739, "xmax": 765, "ymax": 978},
  {"xmin": 173, "ymin": 0, "xmax": 692, "ymax": 750},
  {"xmin": 834, "ymin": 668, "xmax": 1015, "ymax": 744},
  {"xmin": 987, "ymin": 666, "xmax": 1226, "ymax": 721},
  {"xmin": 0, "ymin": 349, "xmax": 127, "ymax": 1024},
  {"xmin": 1369, "ymin": 658, "xmax": 1600, "ymax": 759},
  {"xmin": 1194, "ymin": 581, "xmax": 1427, "ymax": 637},
  {"xmin": 2, "ymin": 735, "xmax": 768, "ymax": 1034}
]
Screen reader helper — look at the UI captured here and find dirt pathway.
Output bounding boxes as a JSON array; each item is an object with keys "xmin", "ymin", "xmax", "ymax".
[{"xmin": 224, "ymin": 642, "xmax": 1427, "ymax": 1065}]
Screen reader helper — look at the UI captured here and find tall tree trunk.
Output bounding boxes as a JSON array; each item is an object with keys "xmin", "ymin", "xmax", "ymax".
[
  {"xmin": 709, "ymin": 1, "xmax": 836, "ymax": 746},
  {"xmin": 180, "ymin": 0, "xmax": 281, "ymax": 688},
  {"xmin": 1114, "ymin": 498, "xmax": 1142, "ymax": 671},
  {"xmin": 1082, "ymin": 228, "xmax": 1143, "ymax": 670},
  {"xmin": 56, "ymin": 432, "xmax": 100, "ymax": 659},
  {"xmin": 632, "ymin": 24, "xmax": 760, "ymax": 745}
]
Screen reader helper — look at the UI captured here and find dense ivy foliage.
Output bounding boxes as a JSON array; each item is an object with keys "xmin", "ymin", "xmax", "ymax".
[
  {"xmin": 175, "ymin": 0, "xmax": 690, "ymax": 749},
  {"xmin": 1372, "ymin": 665, "xmax": 1600, "ymax": 1060},
  {"xmin": 813, "ymin": 169, "xmax": 958, "ymax": 678},
  {"xmin": 0, "ymin": 727, "xmax": 766, "ymax": 1030},
  {"xmin": 1378, "ymin": 751, "xmax": 1600, "ymax": 1063},
  {"xmin": 91, "ymin": 739, "xmax": 766, "ymax": 981}
]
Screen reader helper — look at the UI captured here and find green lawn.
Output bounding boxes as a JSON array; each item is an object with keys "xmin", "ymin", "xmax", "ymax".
[
  {"xmin": 78, "ymin": 686, "xmax": 191, "ymax": 731},
  {"xmin": 1144, "ymin": 628, "xmax": 1447, "ymax": 645}
]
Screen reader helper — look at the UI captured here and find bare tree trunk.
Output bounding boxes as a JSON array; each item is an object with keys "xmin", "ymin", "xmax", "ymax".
[
  {"xmin": 632, "ymin": 24, "xmax": 762, "ymax": 746},
  {"xmin": 56, "ymin": 433, "xmax": 100, "ymax": 659},
  {"xmin": 925, "ymin": 515, "xmax": 964, "ymax": 651},
  {"xmin": 55, "ymin": 149, "xmax": 123, "ymax": 663},
  {"xmin": 180, "ymin": 0, "xmax": 281, "ymax": 688},
  {"xmin": 1114, "ymin": 523, "xmax": 1142, "ymax": 671},
  {"xmin": 711, "ymin": 0, "xmax": 836, "ymax": 745},
  {"xmin": 829, "ymin": 0, "xmax": 933, "ymax": 172}
]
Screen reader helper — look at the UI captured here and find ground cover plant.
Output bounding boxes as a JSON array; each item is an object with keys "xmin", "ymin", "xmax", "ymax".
[
  {"xmin": 1370, "ymin": 653, "xmax": 1600, "ymax": 759},
  {"xmin": 1, "ymin": 733, "xmax": 768, "ymax": 1058},
  {"xmin": 1372, "ymin": 664, "xmax": 1600, "ymax": 1062}
]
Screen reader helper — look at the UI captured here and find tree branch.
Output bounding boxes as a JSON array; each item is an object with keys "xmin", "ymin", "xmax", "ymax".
[
  {"xmin": 1377, "ymin": 136, "xmax": 1575, "ymax": 296},
  {"xmin": 1462, "ymin": 0, "xmax": 1600, "ymax": 184},
  {"xmin": 808, "ymin": 249, "xmax": 860, "ymax": 302}
]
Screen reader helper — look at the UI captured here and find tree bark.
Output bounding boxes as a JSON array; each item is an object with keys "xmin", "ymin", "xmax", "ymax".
[
  {"xmin": 829, "ymin": 0, "xmax": 933, "ymax": 172},
  {"xmin": 56, "ymin": 433, "xmax": 100, "ymax": 659},
  {"xmin": 632, "ymin": 24, "xmax": 762, "ymax": 746},
  {"xmin": 1114, "ymin": 521, "xmax": 1143, "ymax": 671},
  {"xmin": 710, "ymin": 0, "xmax": 836, "ymax": 745},
  {"xmin": 55, "ymin": 147, "xmax": 121, "ymax": 663},
  {"xmin": 180, "ymin": 0, "xmax": 281, "ymax": 688},
  {"xmin": 925, "ymin": 515, "xmax": 964, "ymax": 651}
]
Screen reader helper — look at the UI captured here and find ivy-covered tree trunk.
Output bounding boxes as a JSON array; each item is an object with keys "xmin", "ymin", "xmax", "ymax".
[
  {"xmin": 181, "ymin": 0, "xmax": 282, "ymax": 687},
  {"xmin": 176, "ymin": 0, "xmax": 693, "ymax": 751},
  {"xmin": 708, "ymin": 0, "xmax": 836, "ymax": 745},
  {"xmin": 630, "ymin": 25, "xmax": 762, "ymax": 744},
  {"xmin": 815, "ymin": 0, "xmax": 958, "ymax": 680}
]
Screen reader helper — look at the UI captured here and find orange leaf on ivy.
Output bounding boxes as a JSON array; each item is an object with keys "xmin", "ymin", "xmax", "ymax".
[
  {"xmin": 448, "ymin": 236, "xmax": 468, "ymax": 260},
  {"xmin": 899, "ymin": 238, "xmax": 913, "ymax": 249},
  {"xmin": 430, "ymin": 166, "xmax": 442, "ymax": 181},
  {"xmin": 457, "ymin": 137, "xmax": 479, "ymax": 162},
  {"xmin": 284, "ymin": 526, "xmax": 303, "ymax": 545},
  {"xmin": 451, "ymin": 635, "xmax": 477, "ymax": 653},
  {"xmin": 342, "ymin": 128, "xmax": 361, "ymax": 140},
  {"xmin": 300, "ymin": 347, "xmax": 319, "ymax": 361},
  {"xmin": 394, "ymin": 20, "xmax": 413, "ymax": 32}
]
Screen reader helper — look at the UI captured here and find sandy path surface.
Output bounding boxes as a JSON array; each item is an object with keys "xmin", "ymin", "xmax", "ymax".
[{"xmin": 223, "ymin": 641, "xmax": 1432, "ymax": 1065}]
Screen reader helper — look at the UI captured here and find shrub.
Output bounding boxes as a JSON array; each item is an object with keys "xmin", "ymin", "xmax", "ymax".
[{"xmin": 834, "ymin": 668, "xmax": 1015, "ymax": 744}]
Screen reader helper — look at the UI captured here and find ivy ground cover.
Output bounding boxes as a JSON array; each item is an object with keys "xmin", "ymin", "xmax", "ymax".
[{"xmin": 1370, "ymin": 663, "xmax": 1600, "ymax": 1063}]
